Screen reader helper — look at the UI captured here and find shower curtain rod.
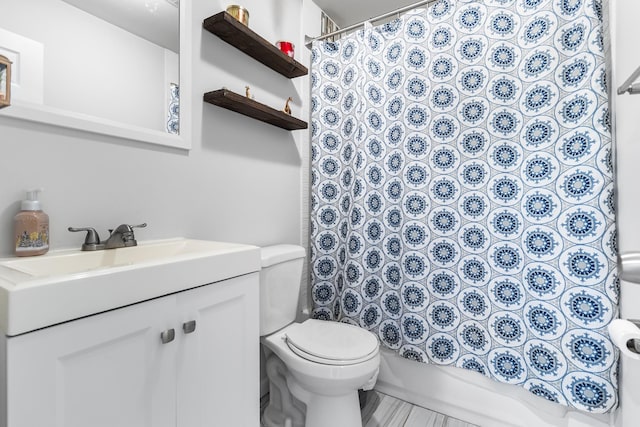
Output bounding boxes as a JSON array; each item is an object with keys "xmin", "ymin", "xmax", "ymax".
[{"xmin": 305, "ymin": 0, "xmax": 437, "ymax": 47}]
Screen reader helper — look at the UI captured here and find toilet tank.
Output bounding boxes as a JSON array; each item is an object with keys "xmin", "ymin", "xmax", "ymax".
[{"xmin": 259, "ymin": 245, "xmax": 306, "ymax": 336}]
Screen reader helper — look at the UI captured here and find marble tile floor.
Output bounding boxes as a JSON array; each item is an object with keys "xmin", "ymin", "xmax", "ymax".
[
  {"xmin": 260, "ymin": 390, "xmax": 479, "ymax": 427},
  {"xmin": 361, "ymin": 390, "xmax": 479, "ymax": 427}
]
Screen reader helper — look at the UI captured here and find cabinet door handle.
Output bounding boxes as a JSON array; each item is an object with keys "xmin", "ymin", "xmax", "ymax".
[
  {"xmin": 183, "ymin": 320, "xmax": 196, "ymax": 334},
  {"xmin": 160, "ymin": 328, "xmax": 175, "ymax": 344}
]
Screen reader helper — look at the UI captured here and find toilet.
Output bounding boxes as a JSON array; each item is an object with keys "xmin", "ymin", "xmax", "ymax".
[{"xmin": 260, "ymin": 245, "xmax": 380, "ymax": 427}]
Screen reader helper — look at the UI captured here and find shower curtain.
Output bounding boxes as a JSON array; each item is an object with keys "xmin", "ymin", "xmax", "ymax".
[{"xmin": 309, "ymin": 0, "xmax": 618, "ymax": 414}]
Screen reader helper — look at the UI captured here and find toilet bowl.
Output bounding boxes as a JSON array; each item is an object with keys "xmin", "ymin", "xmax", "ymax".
[
  {"xmin": 262, "ymin": 320, "xmax": 380, "ymax": 427},
  {"xmin": 259, "ymin": 245, "xmax": 380, "ymax": 427}
]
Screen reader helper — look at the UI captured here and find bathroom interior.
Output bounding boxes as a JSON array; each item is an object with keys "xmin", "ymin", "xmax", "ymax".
[{"xmin": 1, "ymin": 0, "xmax": 640, "ymax": 426}]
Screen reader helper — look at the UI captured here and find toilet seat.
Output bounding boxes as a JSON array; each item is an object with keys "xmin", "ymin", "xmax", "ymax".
[{"xmin": 284, "ymin": 319, "xmax": 379, "ymax": 366}]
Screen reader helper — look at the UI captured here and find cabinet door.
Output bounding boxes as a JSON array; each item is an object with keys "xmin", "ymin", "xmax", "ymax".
[
  {"xmin": 176, "ymin": 273, "xmax": 260, "ymax": 427},
  {"xmin": 6, "ymin": 295, "xmax": 177, "ymax": 427}
]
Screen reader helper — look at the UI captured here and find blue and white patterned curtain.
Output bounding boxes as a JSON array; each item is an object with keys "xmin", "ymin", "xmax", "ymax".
[
  {"xmin": 167, "ymin": 83, "xmax": 179, "ymax": 134},
  {"xmin": 310, "ymin": 0, "xmax": 618, "ymax": 414}
]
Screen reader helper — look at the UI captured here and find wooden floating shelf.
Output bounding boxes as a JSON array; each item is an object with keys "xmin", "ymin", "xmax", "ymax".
[
  {"xmin": 204, "ymin": 89, "xmax": 308, "ymax": 131},
  {"xmin": 203, "ymin": 12, "xmax": 308, "ymax": 79}
]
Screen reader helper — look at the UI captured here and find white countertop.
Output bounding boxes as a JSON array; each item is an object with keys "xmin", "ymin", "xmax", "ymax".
[{"xmin": 0, "ymin": 238, "xmax": 261, "ymax": 336}]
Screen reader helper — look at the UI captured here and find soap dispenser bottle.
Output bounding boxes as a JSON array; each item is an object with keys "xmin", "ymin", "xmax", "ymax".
[{"xmin": 14, "ymin": 189, "xmax": 49, "ymax": 256}]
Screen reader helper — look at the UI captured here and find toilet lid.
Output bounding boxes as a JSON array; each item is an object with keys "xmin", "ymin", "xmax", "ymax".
[{"xmin": 285, "ymin": 319, "xmax": 379, "ymax": 365}]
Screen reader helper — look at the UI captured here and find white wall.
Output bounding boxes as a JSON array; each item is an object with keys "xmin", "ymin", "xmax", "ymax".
[
  {"xmin": 611, "ymin": 0, "xmax": 640, "ymax": 425},
  {"xmin": 614, "ymin": 0, "xmax": 640, "ymax": 256},
  {"xmin": 0, "ymin": 0, "xmax": 311, "ymax": 260},
  {"xmin": 4, "ymin": 0, "xmax": 171, "ymax": 130}
]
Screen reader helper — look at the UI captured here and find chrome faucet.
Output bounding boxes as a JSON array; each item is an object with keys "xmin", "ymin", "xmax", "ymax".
[{"xmin": 68, "ymin": 223, "xmax": 147, "ymax": 251}]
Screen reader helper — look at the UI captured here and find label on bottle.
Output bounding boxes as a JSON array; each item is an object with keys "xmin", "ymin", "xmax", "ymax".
[{"xmin": 15, "ymin": 213, "xmax": 49, "ymax": 255}]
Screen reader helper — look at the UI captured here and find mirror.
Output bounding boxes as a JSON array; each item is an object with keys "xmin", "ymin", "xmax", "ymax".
[{"xmin": 0, "ymin": 0, "xmax": 190, "ymax": 149}]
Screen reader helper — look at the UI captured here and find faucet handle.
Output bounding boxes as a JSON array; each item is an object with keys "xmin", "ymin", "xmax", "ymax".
[
  {"xmin": 68, "ymin": 227, "xmax": 101, "ymax": 250},
  {"xmin": 111, "ymin": 223, "xmax": 147, "ymax": 247},
  {"xmin": 109, "ymin": 223, "xmax": 147, "ymax": 233},
  {"xmin": 126, "ymin": 223, "xmax": 147, "ymax": 245},
  {"xmin": 108, "ymin": 223, "xmax": 147, "ymax": 234}
]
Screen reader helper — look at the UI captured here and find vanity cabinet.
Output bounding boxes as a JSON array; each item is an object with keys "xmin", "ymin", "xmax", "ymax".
[{"xmin": 1, "ymin": 273, "xmax": 259, "ymax": 427}]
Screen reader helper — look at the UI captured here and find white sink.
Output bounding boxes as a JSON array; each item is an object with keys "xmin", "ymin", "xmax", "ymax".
[
  {"xmin": 2, "ymin": 239, "xmax": 241, "ymax": 277},
  {"xmin": 0, "ymin": 238, "xmax": 261, "ymax": 336}
]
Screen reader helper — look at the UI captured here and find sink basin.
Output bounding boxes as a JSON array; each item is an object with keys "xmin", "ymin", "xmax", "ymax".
[
  {"xmin": 2, "ymin": 239, "xmax": 239, "ymax": 278},
  {"xmin": 0, "ymin": 238, "xmax": 261, "ymax": 336}
]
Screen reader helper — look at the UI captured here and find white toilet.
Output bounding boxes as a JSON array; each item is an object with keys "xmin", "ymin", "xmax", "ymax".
[{"xmin": 260, "ymin": 245, "xmax": 380, "ymax": 427}]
